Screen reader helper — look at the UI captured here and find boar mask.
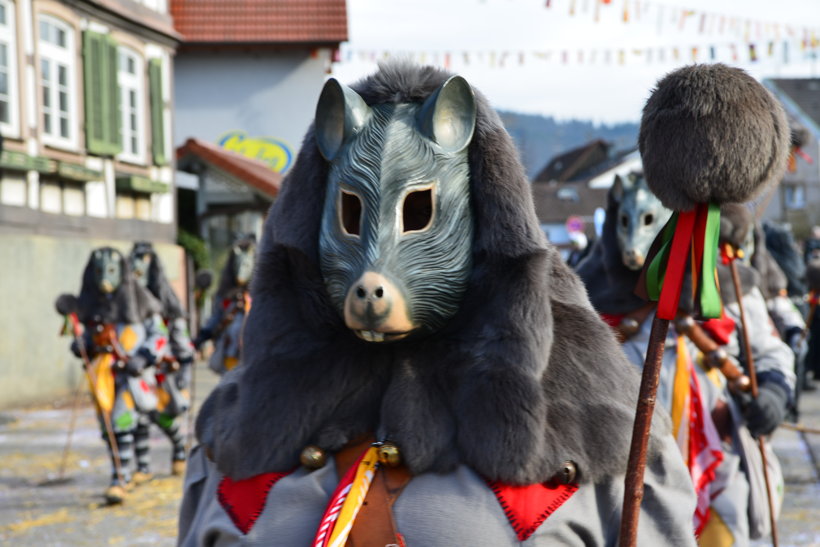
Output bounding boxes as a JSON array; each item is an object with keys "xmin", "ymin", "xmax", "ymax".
[{"xmin": 316, "ymin": 76, "xmax": 476, "ymax": 342}]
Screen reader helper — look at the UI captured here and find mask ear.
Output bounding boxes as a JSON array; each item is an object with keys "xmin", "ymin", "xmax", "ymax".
[
  {"xmin": 416, "ymin": 75, "xmax": 476, "ymax": 153},
  {"xmin": 315, "ymin": 79, "xmax": 372, "ymax": 161},
  {"xmin": 610, "ymin": 175, "xmax": 624, "ymax": 203}
]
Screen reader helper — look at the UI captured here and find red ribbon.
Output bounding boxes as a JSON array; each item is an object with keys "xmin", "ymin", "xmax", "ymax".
[{"xmin": 657, "ymin": 209, "xmax": 697, "ymax": 320}]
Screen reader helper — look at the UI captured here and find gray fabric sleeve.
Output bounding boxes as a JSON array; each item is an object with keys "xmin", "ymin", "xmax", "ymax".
[
  {"xmin": 766, "ymin": 294, "xmax": 805, "ymax": 338},
  {"xmin": 177, "ymin": 445, "xmax": 242, "ymax": 547},
  {"xmin": 724, "ymin": 288, "xmax": 796, "ymax": 394},
  {"xmin": 631, "ymin": 433, "xmax": 698, "ymax": 546},
  {"xmin": 169, "ymin": 316, "xmax": 196, "ymax": 363}
]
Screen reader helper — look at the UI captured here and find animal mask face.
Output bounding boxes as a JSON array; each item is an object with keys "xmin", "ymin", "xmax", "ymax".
[
  {"xmin": 92, "ymin": 248, "xmax": 123, "ymax": 294},
  {"xmin": 610, "ymin": 172, "xmax": 672, "ymax": 271},
  {"xmin": 315, "ymin": 76, "xmax": 476, "ymax": 343},
  {"xmin": 131, "ymin": 253, "xmax": 152, "ymax": 287},
  {"xmin": 233, "ymin": 241, "xmax": 256, "ymax": 287}
]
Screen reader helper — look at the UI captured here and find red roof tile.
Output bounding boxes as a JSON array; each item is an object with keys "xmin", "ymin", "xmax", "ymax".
[
  {"xmin": 171, "ymin": 0, "xmax": 348, "ymax": 44},
  {"xmin": 177, "ymin": 138, "xmax": 282, "ymax": 199}
]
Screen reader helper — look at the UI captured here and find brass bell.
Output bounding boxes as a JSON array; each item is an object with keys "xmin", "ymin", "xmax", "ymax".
[
  {"xmin": 300, "ymin": 445, "xmax": 327, "ymax": 470},
  {"xmin": 618, "ymin": 318, "xmax": 640, "ymax": 338},
  {"xmin": 376, "ymin": 442, "xmax": 401, "ymax": 467},
  {"xmin": 558, "ymin": 460, "xmax": 577, "ymax": 484}
]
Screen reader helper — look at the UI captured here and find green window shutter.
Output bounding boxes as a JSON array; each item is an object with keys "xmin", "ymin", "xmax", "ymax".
[
  {"xmin": 149, "ymin": 58, "xmax": 166, "ymax": 166},
  {"xmin": 82, "ymin": 31, "xmax": 121, "ymax": 156},
  {"xmin": 106, "ymin": 35, "xmax": 121, "ymax": 155}
]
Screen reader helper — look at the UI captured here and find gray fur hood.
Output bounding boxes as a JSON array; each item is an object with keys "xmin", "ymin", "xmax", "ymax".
[{"xmin": 196, "ymin": 62, "xmax": 668, "ymax": 486}]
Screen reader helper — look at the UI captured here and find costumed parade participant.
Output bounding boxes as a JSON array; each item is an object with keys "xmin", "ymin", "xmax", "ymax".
[
  {"xmin": 130, "ymin": 242, "xmax": 192, "ymax": 477},
  {"xmin": 193, "ymin": 234, "xmax": 255, "ymax": 375},
  {"xmin": 720, "ymin": 205, "xmax": 806, "ymax": 416},
  {"xmin": 579, "ymin": 64, "xmax": 793, "ymax": 546},
  {"xmin": 70, "ymin": 247, "xmax": 169, "ymax": 503},
  {"xmin": 178, "ymin": 62, "xmax": 698, "ymax": 545}
]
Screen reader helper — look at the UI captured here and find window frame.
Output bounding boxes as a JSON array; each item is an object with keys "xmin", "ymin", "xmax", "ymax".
[
  {"xmin": 0, "ymin": 0, "xmax": 20, "ymax": 137},
  {"xmin": 38, "ymin": 14, "xmax": 77, "ymax": 150},
  {"xmin": 116, "ymin": 46, "xmax": 145, "ymax": 164}
]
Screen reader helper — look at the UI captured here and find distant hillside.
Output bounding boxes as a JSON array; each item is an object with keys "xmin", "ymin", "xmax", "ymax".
[{"xmin": 498, "ymin": 111, "xmax": 640, "ymax": 179}]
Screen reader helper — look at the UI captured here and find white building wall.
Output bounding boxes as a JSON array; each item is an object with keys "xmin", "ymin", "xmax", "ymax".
[{"xmin": 174, "ymin": 48, "xmax": 332, "ymax": 172}]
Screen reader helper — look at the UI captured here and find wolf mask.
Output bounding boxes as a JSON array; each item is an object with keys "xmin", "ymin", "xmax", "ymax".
[
  {"xmin": 196, "ymin": 62, "xmax": 665, "ymax": 486},
  {"xmin": 316, "ymin": 75, "xmax": 475, "ymax": 342}
]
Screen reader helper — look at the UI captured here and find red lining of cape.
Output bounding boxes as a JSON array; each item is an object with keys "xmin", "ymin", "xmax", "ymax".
[
  {"xmin": 486, "ymin": 479, "xmax": 579, "ymax": 541},
  {"xmin": 217, "ymin": 470, "xmax": 293, "ymax": 534}
]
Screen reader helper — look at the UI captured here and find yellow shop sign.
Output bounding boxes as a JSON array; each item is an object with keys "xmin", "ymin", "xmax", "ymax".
[{"xmin": 218, "ymin": 131, "xmax": 294, "ymax": 174}]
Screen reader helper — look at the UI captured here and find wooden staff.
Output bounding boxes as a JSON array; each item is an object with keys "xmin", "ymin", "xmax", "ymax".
[
  {"xmin": 70, "ymin": 319, "xmax": 126, "ymax": 486},
  {"xmin": 727, "ymin": 246, "xmax": 779, "ymax": 547},
  {"xmin": 619, "ymin": 314, "xmax": 670, "ymax": 545}
]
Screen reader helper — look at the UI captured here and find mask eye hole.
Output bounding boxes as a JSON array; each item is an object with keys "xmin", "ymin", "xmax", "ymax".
[
  {"xmin": 620, "ymin": 214, "xmax": 628, "ymax": 228},
  {"xmin": 402, "ymin": 188, "xmax": 434, "ymax": 233},
  {"xmin": 643, "ymin": 213, "xmax": 654, "ymax": 226},
  {"xmin": 340, "ymin": 190, "xmax": 362, "ymax": 236}
]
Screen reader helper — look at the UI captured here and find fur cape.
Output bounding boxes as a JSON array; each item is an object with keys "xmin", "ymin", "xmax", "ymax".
[
  {"xmin": 77, "ymin": 247, "xmax": 161, "ymax": 324},
  {"xmin": 196, "ymin": 62, "xmax": 667, "ymax": 486},
  {"xmin": 132, "ymin": 245, "xmax": 186, "ymax": 320},
  {"xmin": 575, "ymin": 189, "xmax": 647, "ymax": 315}
]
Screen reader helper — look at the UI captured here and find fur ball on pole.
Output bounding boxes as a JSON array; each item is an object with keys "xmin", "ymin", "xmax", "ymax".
[{"xmin": 639, "ymin": 64, "xmax": 790, "ymax": 211}]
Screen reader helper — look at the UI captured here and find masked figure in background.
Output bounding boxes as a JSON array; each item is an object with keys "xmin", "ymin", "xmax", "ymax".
[
  {"xmin": 193, "ymin": 235, "xmax": 255, "ymax": 375},
  {"xmin": 130, "ymin": 242, "xmax": 191, "ymax": 476},
  {"xmin": 721, "ymin": 206, "xmax": 807, "ymax": 415},
  {"xmin": 178, "ymin": 63, "xmax": 697, "ymax": 546},
  {"xmin": 73, "ymin": 247, "xmax": 168, "ymax": 504},
  {"xmin": 802, "ymin": 227, "xmax": 820, "ymax": 392},
  {"xmin": 577, "ymin": 177, "xmax": 794, "ymax": 546}
]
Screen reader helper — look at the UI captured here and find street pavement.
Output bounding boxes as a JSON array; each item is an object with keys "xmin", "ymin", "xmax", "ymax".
[
  {"xmin": 0, "ymin": 361, "xmax": 220, "ymax": 546},
  {"xmin": 1, "ymin": 362, "xmax": 819, "ymax": 545}
]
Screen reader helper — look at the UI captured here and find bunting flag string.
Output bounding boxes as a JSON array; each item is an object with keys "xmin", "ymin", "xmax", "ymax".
[
  {"xmin": 545, "ymin": 0, "xmax": 820, "ymax": 43},
  {"xmin": 338, "ymin": 35, "xmax": 818, "ymax": 70},
  {"xmin": 336, "ymin": 0, "xmax": 819, "ymax": 70}
]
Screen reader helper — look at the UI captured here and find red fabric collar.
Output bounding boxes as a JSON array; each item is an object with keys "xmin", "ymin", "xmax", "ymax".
[
  {"xmin": 486, "ymin": 480, "xmax": 579, "ymax": 541},
  {"xmin": 218, "ymin": 470, "xmax": 293, "ymax": 534}
]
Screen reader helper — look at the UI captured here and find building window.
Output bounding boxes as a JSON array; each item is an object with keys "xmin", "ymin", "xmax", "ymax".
[
  {"xmin": 118, "ymin": 47, "xmax": 144, "ymax": 163},
  {"xmin": 785, "ymin": 185, "xmax": 806, "ymax": 210},
  {"xmin": 0, "ymin": 174, "xmax": 26, "ymax": 206},
  {"xmin": 116, "ymin": 191, "xmax": 151, "ymax": 220},
  {"xmin": 40, "ymin": 179, "xmax": 85, "ymax": 215},
  {"xmin": 0, "ymin": 0, "xmax": 19, "ymax": 135},
  {"xmin": 39, "ymin": 15, "xmax": 76, "ymax": 148}
]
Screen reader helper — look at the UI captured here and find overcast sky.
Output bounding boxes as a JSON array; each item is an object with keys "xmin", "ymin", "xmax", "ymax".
[{"xmin": 332, "ymin": 0, "xmax": 820, "ymax": 124}]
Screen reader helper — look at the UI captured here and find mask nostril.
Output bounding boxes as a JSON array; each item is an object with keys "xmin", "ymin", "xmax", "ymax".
[
  {"xmin": 356, "ymin": 286, "xmax": 366, "ymax": 299},
  {"xmin": 374, "ymin": 287, "xmax": 384, "ymax": 298}
]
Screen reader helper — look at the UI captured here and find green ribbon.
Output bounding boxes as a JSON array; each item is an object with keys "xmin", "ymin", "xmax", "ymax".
[
  {"xmin": 645, "ymin": 213, "xmax": 678, "ymax": 302},
  {"xmin": 698, "ymin": 203, "xmax": 722, "ymax": 319}
]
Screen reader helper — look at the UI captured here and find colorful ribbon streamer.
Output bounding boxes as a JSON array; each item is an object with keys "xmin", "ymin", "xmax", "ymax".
[
  {"xmin": 314, "ymin": 445, "xmax": 380, "ymax": 547},
  {"xmin": 645, "ymin": 202, "xmax": 722, "ymax": 320}
]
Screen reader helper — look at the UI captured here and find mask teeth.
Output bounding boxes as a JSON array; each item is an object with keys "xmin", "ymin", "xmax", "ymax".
[
  {"xmin": 358, "ymin": 330, "xmax": 385, "ymax": 343},
  {"xmin": 101, "ymin": 280, "xmax": 115, "ymax": 293}
]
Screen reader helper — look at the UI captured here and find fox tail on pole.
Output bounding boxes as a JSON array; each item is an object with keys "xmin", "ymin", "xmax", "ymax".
[{"xmin": 619, "ymin": 64, "xmax": 791, "ymax": 546}]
